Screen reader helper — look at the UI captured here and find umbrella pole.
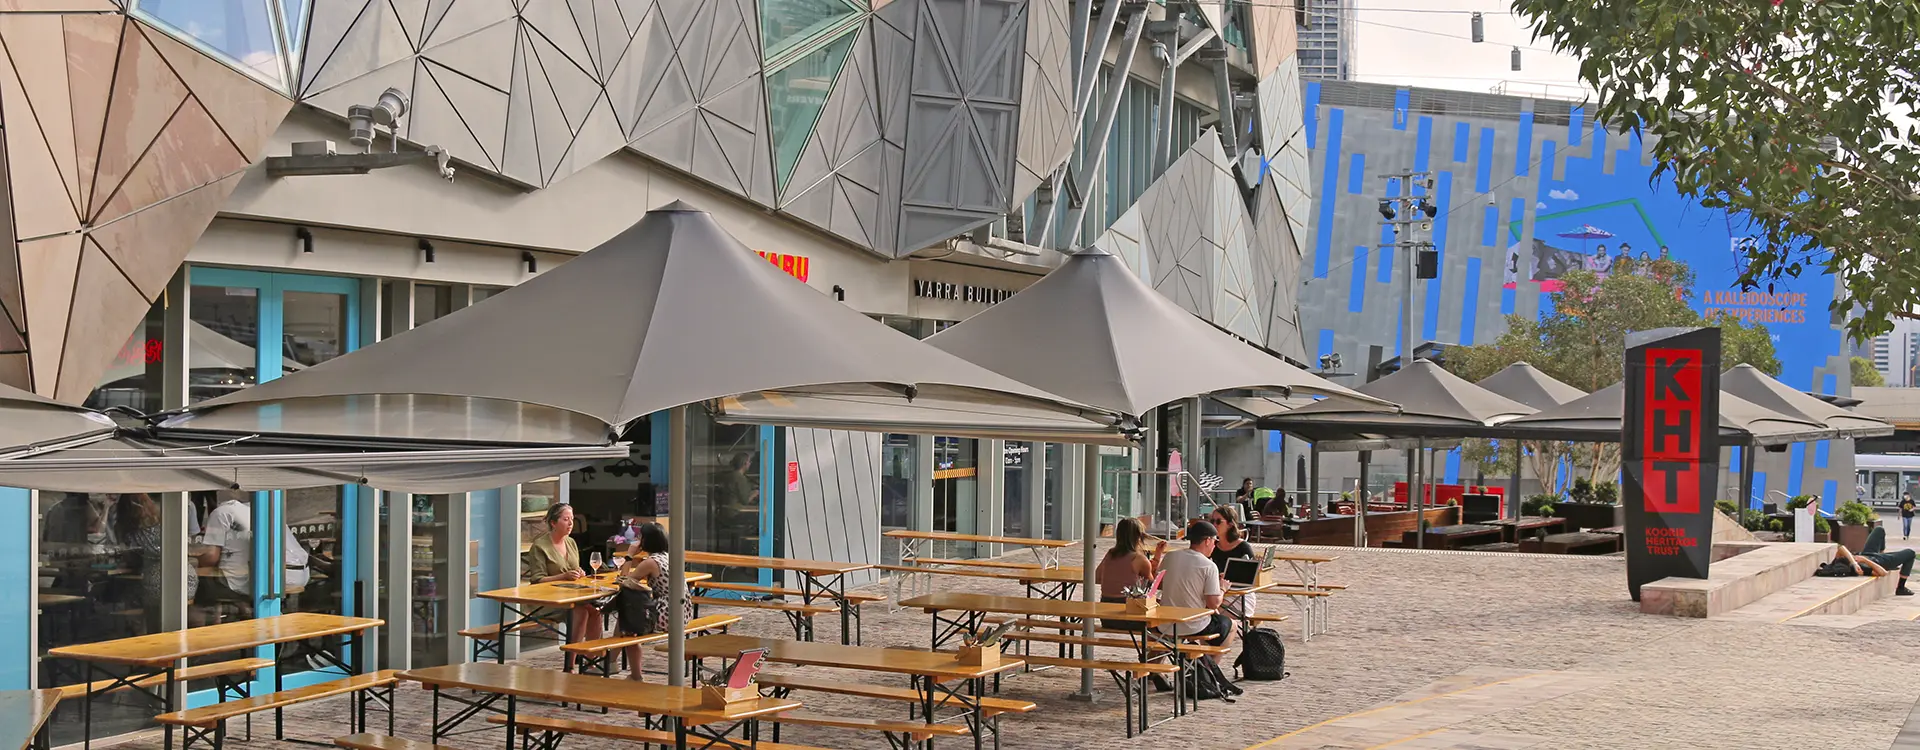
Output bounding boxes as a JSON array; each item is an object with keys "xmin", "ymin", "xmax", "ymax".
[
  {"xmin": 1741, "ymin": 443, "xmax": 1757, "ymax": 516},
  {"xmin": 1414, "ymin": 440, "xmax": 1425, "ymax": 549},
  {"xmin": 1510, "ymin": 442, "xmax": 1523, "ymax": 521},
  {"xmin": 667, "ymin": 405, "xmax": 689, "ymax": 687},
  {"xmin": 1309, "ymin": 445, "xmax": 1321, "ymax": 521},
  {"xmin": 1076, "ymin": 440, "xmax": 1100, "ymax": 700},
  {"xmin": 1356, "ymin": 450, "xmax": 1370, "ymax": 547}
]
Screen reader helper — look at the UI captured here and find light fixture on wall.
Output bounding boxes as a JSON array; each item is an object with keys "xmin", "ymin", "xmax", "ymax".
[
  {"xmin": 296, "ymin": 226, "xmax": 314, "ymax": 253},
  {"xmin": 523, "ymin": 251, "xmax": 537, "ymax": 273},
  {"xmin": 832, "ymin": 285, "xmax": 845, "ymax": 302},
  {"xmin": 419, "ymin": 238, "xmax": 435, "ymax": 263}
]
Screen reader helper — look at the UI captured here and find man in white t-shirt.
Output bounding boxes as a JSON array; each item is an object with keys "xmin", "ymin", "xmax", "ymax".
[
  {"xmin": 197, "ymin": 490, "xmax": 255, "ymax": 616},
  {"xmin": 1155, "ymin": 520, "xmax": 1235, "ymax": 660}
]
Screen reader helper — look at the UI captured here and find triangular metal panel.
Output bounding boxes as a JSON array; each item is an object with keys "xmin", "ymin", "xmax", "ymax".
[
  {"xmin": 896, "ymin": 206, "xmax": 995, "ymax": 255},
  {"xmin": 519, "ymin": 29, "xmax": 576, "ymax": 180},
  {"xmin": 869, "ymin": 17, "xmax": 911, "ymax": 147},
  {"xmin": 544, "ymin": 93, "xmax": 625, "ymax": 183},
  {"xmin": 500, "ymin": 27, "xmax": 542, "ymax": 180},
  {"xmin": 0, "ymin": 42, "xmax": 80, "ymax": 241},
  {"xmin": 601, "ymin": 3, "xmax": 660, "ymax": 135},
  {"xmin": 0, "ymin": 13, "xmax": 79, "ymax": 215},
  {"xmin": 86, "ymin": 173, "xmax": 244, "ymax": 303},
  {"xmin": 138, "ymin": 21, "xmax": 295, "ymax": 163},
  {"xmin": 420, "ymin": 0, "xmax": 517, "ymax": 48},
  {"xmin": 299, "ymin": 0, "xmax": 377, "ymax": 94},
  {"xmin": 830, "ymin": 175, "xmax": 876, "ymax": 247},
  {"xmin": 63, "ymin": 13, "xmax": 125, "ymax": 214},
  {"xmin": 781, "ymin": 173, "xmax": 835, "ymax": 231},
  {"xmin": 303, "ymin": 0, "xmax": 417, "ymax": 95},
  {"xmin": 414, "ymin": 60, "xmax": 503, "ymax": 169},
  {"xmin": 420, "ymin": 15, "xmax": 517, "ymax": 91},
  {"xmin": 591, "ymin": 0, "xmax": 636, "ymax": 80},
  {"xmin": 525, "ymin": 17, "xmax": 602, "ymax": 133},
  {"xmin": 629, "ymin": 107, "xmax": 694, "ymax": 170},
  {"xmin": 87, "ymin": 25, "xmax": 191, "ymax": 222},
  {"xmin": 519, "ymin": 0, "xmax": 597, "ymax": 81},
  {"xmin": 689, "ymin": 110, "xmax": 748, "ymax": 197},
  {"xmin": 16, "ymin": 233, "xmax": 82, "ymax": 392},
  {"xmin": 91, "ymin": 97, "xmax": 249, "ymax": 224},
  {"xmin": 622, "ymin": 6, "xmax": 693, "ymax": 138},
  {"xmin": 390, "ymin": 0, "xmax": 432, "ymax": 50},
  {"xmin": 54, "ymin": 236, "xmax": 146, "ymax": 401}
]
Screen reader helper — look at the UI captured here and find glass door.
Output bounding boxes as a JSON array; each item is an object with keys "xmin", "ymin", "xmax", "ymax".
[{"xmin": 188, "ymin": 269, "xmax": 360, "ymax": 697}]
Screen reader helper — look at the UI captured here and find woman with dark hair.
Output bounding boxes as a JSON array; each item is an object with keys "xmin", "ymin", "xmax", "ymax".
[
  {"xmin": 613, "ymin": 522, "xmax": 688, "ymax": 680},
  {"xmin": 524, "ymin": 503, "xmax": 601, "ymax": 668},
  {"xmin": 1209, "ymin": 504, "xmax": 1253, "ymax": 569},
  {"xmin": 120, "ymin": 494, "xmax": 195, "ymax": 633},
  {"xmin": 1095, "ymin": 518, "xmax": 1164, "ymax": 632}
]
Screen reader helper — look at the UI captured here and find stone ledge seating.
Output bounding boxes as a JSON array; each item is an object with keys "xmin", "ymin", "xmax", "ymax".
[
  {"xmin": 1294, "ymin": 507, "xmax": 1460, "ymax": 546},
  {"xmin": 488, "ymin": 713, "xmax": 829, "ymax": 750},
  {"xmin": 1714, "ymin": 571, "xmax": 1898, "ymax": 624},
  {"xmin": 1640, "ymin": 542, "xmax": 1836, "ymax": 618}
]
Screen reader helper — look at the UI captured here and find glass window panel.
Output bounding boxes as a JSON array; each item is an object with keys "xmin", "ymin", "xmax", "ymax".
[
  {"xmin": 86, "ymin": 301, "xmax": 165, "ymax": 413},
  {"xmin": 761, "ymin": 0, "xmax": 860, "ymax": 61},
  {"xmin": 767, "ymin": 30, "xmax": 857, "ymax": 188},
  {"xmin": 281, "ymin": 290, "xmax": 347, "ymax": 372},
  {"xmin": 135, "ymin": 0, "xmax": 290, "ymax": 89},
  {"xmin": 412, "ymin": 284, "xmax": 452, "ymax": 327},
  {"xmin": 188, "ymin": 285, "xmax": 260, "ymax": 403}
]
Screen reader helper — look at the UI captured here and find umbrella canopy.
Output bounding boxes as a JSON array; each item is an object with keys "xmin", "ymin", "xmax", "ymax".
[
  {"xmin": 923, "ymin": 246, "xmax": 1390, "ymax": 417},
  {"xmin": 0, "ymin": 382, "xmax": 117, "ymax": 454},
  {"xmin": 1498, "ymin": 381, "xmax": 1832, "ymax": 445},
  {"xmin": 1475, "ymin": 362, "xmax": 1586, "ymax": 410},
  {"xmin": 1260, "ymin": 359, "xmax": 1533, "ymax": 440},
  {"xmin": 99, "ymin": 321, "xmax": 306, "ymax": 387},
  {"xmin": 1721, "ymin": 364, "xmax": 1893, "ymax": 439},
  {"xmin": 168, "ymin": 203, "xmax": 1130, "ymax": 446}
]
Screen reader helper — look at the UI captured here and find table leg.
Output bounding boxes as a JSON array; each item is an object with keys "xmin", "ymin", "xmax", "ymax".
[
  {"xmin": 505, "ymin": 694, "xmax": 517, "ymax": 750},
  {"xmin": 497, "ymin": 600, "xmax": 510, "ymax": 663}
]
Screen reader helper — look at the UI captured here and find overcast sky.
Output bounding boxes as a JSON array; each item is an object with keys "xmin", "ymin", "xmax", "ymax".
[{"xmin": 1347, "ymin": 0, "xmax": 1587, "ymax": 99}]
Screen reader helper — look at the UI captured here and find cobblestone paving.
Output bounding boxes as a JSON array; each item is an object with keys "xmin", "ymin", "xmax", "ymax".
[{"xmin": 70, "ymin": 544, "xmax": 1920, "ymax": 750}]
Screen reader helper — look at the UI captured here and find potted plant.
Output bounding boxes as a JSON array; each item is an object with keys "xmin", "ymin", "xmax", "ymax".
[
  {"xmin": 1835, "ymin": 501, "xmax": 1875, "ymax": 552},
  {"xmin": 1814, "ymin": 517, "xmax": 1832, "ymax": 544},
  {"xmin": 1556, "ymin": 479, "xmax": 1625, "ymax": 530},
  {"xmin": 1523, "ymin": 494, "xmax": 1561, "ymax": 518}
]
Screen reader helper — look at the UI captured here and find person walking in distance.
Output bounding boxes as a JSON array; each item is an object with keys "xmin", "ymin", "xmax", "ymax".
[{"xmin": 1901, "ymin": 495, "xmax": 1916, "ymax": 540}]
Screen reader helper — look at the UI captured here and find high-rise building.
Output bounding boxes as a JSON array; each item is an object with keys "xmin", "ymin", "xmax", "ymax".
[
  {"xmin": 1297, "ymin": 0, "xmax": 1358, "ymax": 80},
  {"xmin": 1864, "ymin": 318, "xmax": 1920, "ymax": 386}
]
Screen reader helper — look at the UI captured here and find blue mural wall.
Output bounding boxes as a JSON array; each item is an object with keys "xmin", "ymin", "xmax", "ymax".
[{"xmin": 1295, "ymin": 81, "xmax": 1851, "ymax": 504}]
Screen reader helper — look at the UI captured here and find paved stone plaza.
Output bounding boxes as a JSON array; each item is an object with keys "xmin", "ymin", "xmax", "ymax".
[{"xmin": 69, "ymin": 544, "xmax": 1920, "ymax": 749}]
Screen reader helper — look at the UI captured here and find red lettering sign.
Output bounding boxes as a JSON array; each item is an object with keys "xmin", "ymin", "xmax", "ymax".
[
  {"xmin": 1641, "ymin": 347, "xmax": 1703, "ymax": 514},
  {"xmin": 755, "ymin": 250, "xmax": 810, "ymax": 283}
]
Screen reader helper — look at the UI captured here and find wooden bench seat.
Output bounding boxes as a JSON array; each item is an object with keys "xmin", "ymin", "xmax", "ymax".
[
  {"xmin": 1246, "ymin": 614, "xmax": 1291, "ymax": 626},
  {"xmin": 457, "ymin": 621, "xmax": 542, "ymax": 640},
  {"xmin": 489, "ymin": 713, "xmax": 828, "ymax": 750},
  {"xmin": 1265, "ymin": 588, "xmax": 1334, "ymax": 598},
  {"xmin": 773, "ymin": 712, "xmax": 970, "ymax": 741},
  {"xmin": 54, "ymin": 657, "xmax": 272, "ymax": 700},
  {"xmin": 559, "ymin": 614, "xmax": 740, "ymax": 677},
  {"xmin": 1004, "ymin": 653, "xmax": 1178, "ymax": 676},
  {"xmin": 334, "ymin": 734, "xmax": 457, "ymax": 750},
  {"xmin": 906, "ymin": 557, "xmax": 1044, "ymax": 571},
  {"xmin": 696, "ymin": 581, "xmax": 886, "ymax": 603},
  {"xmin": 1004, "ymin": 617, "xmax": 1229, "ymax": 642},
  {"xmin": 158, "ymin": 670, "xmax": 399, "ymax": 750},
  {"xmin": 757, "ymin": 673, "xmax": 1036, "ymax": 717},
  {"xmin": 691, "ymin": 597, "xmax": 839, "ymax": 642},
  {"xmin": 1001, "ymin": 630, "xmax": 1228, "ymax": 657}
]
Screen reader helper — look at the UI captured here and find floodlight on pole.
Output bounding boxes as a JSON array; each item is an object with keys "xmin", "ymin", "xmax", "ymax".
[{"xmin": 267, "ymin": 87, "xmax": 457, "ymax": 181}]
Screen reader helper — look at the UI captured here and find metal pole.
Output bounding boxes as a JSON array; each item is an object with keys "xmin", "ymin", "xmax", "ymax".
[
  {"xmin": 1509, "ymin": 443, "xmax": 1523, "ymax": 520},
  {"xmin": 1355, "ymin": 450, "xmax": 1370, "ymax": 547},
  {"xmin": 667, "ymin": 405, "xmax": 690, "ymax": 686},
  {"xmin": 1062, "ymin": 3, "xmax": 1148, "ymax": 247},
  {"xmin": 1308, "ymin": 445, "xmax": 1321, "ymax": 521},
  {"xmin": 1740, "ymin": 444, "xmax": 1757, "ymax": 516},
  {"xmin": 1076, "ymin": 442, "xmax": 1101, "ymax": 699},
  {"xmin": 1414, "ymin": 440, "xmax": 1425, "ymax": 549}
]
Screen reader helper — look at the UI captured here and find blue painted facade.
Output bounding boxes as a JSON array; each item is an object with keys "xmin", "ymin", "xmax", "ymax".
[{"xmin": 1295, "ymin": 81, "xmax": 1852, "ymax": 502}]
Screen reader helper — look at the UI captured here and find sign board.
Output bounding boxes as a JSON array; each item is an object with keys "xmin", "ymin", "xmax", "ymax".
[
  {"xmin": 786, "ymin": 461, "xmax": 801, "ymax": 492},
  {"xmin": 1621, "ymin": 327, "xmax": 1720, "ymax": 600}
]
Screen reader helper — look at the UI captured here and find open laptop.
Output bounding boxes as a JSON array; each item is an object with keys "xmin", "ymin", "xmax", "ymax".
[{"xmin": 1224, "ymin": 558, "xmax": 1263, "ymax": 590}]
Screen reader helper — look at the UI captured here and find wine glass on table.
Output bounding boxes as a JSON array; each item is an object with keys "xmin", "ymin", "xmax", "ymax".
[{"xmin": 589, "ymin": 552, "xmax": 604, "ymax": 590}]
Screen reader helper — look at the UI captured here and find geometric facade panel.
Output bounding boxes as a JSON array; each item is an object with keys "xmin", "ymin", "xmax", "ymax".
[
  {"xmin": 780, "ymin": 22, "xmax": 885, "ymax": 249},
  {"xmin": 0, "ymin": 10, "xmax": 290, "ymax": 399},
  {"xmin": 1008, "ymin": 0, "xmax": 1069, "ymax": 211}
]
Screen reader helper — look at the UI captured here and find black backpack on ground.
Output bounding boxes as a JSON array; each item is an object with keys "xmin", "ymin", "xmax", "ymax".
[
  {"xmin": 1183, "ymin": 657, "xmax": 1241, "ymax": 703},
  {"xmin": 1235, "ymin": 627, "xmax": 1289, "ymax": 681}
]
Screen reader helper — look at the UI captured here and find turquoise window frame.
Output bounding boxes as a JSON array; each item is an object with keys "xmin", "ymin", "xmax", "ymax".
[{"xmin": 186, "ymin": 268, "xmax": 360, "ymax": 703}]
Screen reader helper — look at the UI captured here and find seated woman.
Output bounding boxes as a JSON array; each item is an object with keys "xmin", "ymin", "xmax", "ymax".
[
  {"xmin": 612, "ymin": 522, "xmax": 689, "ymax": 680},
  {"xmin": 524, "ymin": 503, "xmax": 604, "ymax": 669},
  {"xmin": 1096, "ymin": 518, "xmax": 1164, "ymax": 631}
]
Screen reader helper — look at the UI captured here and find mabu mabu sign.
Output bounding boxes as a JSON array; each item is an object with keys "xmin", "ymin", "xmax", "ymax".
[{"xmin": 1621, "ymin": 327, "xmax": 1720, "ymax": 600}]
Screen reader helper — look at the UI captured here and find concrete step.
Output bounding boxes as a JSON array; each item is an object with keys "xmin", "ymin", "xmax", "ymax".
[
  {"xmin": 1640, "ymin": 542, "xmax": 1835, "ymax": 618},
  {"xmin": 1714, "ymin": 571, "xmax": 1895, "ymax": 623},
  {"xmin": 1790, "ymin": 590, "xmax": 1920, "ymax": 629}
]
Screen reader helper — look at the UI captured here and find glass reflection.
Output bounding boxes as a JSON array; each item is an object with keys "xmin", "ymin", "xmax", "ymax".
[
  {"xmin": 135, "ymin": 0, "xmax": 289, "ymax": 88},
  {"xmin": 767, "ymin": 30, "xmax": 856, "ymax": 187}
]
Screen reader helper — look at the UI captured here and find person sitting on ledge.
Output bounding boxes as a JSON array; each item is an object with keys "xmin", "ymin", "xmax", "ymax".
[{"xmin": 1819, "ymin": 525, "xmax": 1916, "ymax": 596}]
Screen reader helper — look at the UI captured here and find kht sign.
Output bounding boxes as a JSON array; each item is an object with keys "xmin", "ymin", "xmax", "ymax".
[{"xmin": 1621, "ymin": 327, "xmax": 1720, "ymax": 600}]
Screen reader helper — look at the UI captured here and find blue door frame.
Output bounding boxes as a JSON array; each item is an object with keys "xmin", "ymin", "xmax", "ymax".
[
  {"xmin": 188, "ymin": 268, "xmax": 360, "ymax": 702},
  {"xmin": 651, "ymin": 417, "xmax": 777, "ymax": 588}
]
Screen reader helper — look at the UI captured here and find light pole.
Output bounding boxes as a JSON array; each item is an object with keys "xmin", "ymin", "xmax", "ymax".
[{"xmin": 1378, "ymin": 171, "xmax": 1437, "ymax": 546}]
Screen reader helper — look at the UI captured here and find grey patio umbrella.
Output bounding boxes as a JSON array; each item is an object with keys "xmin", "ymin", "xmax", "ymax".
[
  {"xmin": 172, "ymin": 203, "xmax": 1127, "ymax": 446},
  {"xmin": 1721, "ymin": 364, "xmax": 1893, "ymax": 440},
  {"xmin": 1476, "ymin": 362, "xmax": 1586, "ymax": 411},
  {"xmin": 924, "ymin": 245, "xmax": 1390, "ymax": 696},
  {"xmin": 1475, "ymin": 362, "xmax": 1586, "ymax": 515},
  {"xmin": 0, "ymin": 382, "xmax": 116, "ymax": 455},
  {"xmin": 1498, "ymin": 381, "xmax": 1832, "ymax": 446}
]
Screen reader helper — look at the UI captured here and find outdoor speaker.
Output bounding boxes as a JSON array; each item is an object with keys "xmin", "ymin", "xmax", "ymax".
[{"xmin": 1415, "ymin": 248, "xmax": 1439, "ymax": 279}]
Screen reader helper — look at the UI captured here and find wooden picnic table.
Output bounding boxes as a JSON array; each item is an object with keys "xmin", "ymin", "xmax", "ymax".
[
  {"xmin": 1258, "ymin": 547, "xmax": 1339, "ymax": 640},
  {"xmin": 888, "ymin": 562, "xmax": 1088, "ymax": 601},
  {"xmin": 685, "ymin": 552, "xmax": 874, "ymax": 645},
  {"xmin": 1487, "ymin": 517, "xmax": 1566, "ymax": 543},
  {"xmin": 1522, "ymin": 532, "xmax": 1622, "ymax": 555},
  {"xmin": 47, "ymin": 613, "xmax": 382, "ymax": 750},
  {"xmin": 0, "ymin": 690, "xmax": 60, "ymax": 750},
  {"xmin": 668, "ymin": 632, "xmax": 1018, "ymax": 750},
  {"xmin": 477, "ymin": 572, "xmax": 711, "ymax": 663},
  {"xmin": 400, "ymin": 662, "xmax": 798, "ymax": 750},
  {"xmin": 884, "ymin": 530, "xmax": 1072, "ymax": 569}
]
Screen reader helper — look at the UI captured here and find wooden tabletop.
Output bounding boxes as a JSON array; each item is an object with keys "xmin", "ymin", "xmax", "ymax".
[
  {"xmin": 883, "ymin": 530, "xmax": 1074, "ymax": 548},
  {"xmin": 0, "ymin": 689, "xmax": 59, "ymax": 750},
  {"xmin": 1266, "ymin": 550, "xmax": 1339, "ymax": 564},
  {"xmin": 400, "ymin": 662, "xmax": 798, "ymax": 725},
  {"xmin": 684, "ymin": 551, "xmax": 874, "ymax": 576},
  {"xmin": 668, "ymin": 633, "xmax": 1022, "ymax": 680},
  {"xmin": 1224, "ymin": 581, "xmax": 1281, "ymax": 597},
  {"xmin": 479, "ymin": 571, "xmax": 712, "ymax": 607},
  {"xmin": 898, "ymin": 592, "xmax": 1211, "ymax": 626},
  {"xmin": 46, "ymin": 613, "xmax": 383, "ymax": 668}
]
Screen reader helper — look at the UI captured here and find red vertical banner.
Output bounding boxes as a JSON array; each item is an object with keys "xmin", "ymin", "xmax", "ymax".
[
  {"xmin": 1622, "ymin": 328, "xmax": 1720, "ymax": 600},
  {"xmin": 786, "ymin": 461, "xmax": 801, "ymax": 492}
]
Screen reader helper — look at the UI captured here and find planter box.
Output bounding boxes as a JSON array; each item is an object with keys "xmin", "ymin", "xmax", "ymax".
[
  {"xmin": 1554, "ymin": 503, "xmax": 1624, "ymax": 531},
  {"xmin": 1835, "ymin": 524, "xmax": 1871, "ymax": 554}
]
